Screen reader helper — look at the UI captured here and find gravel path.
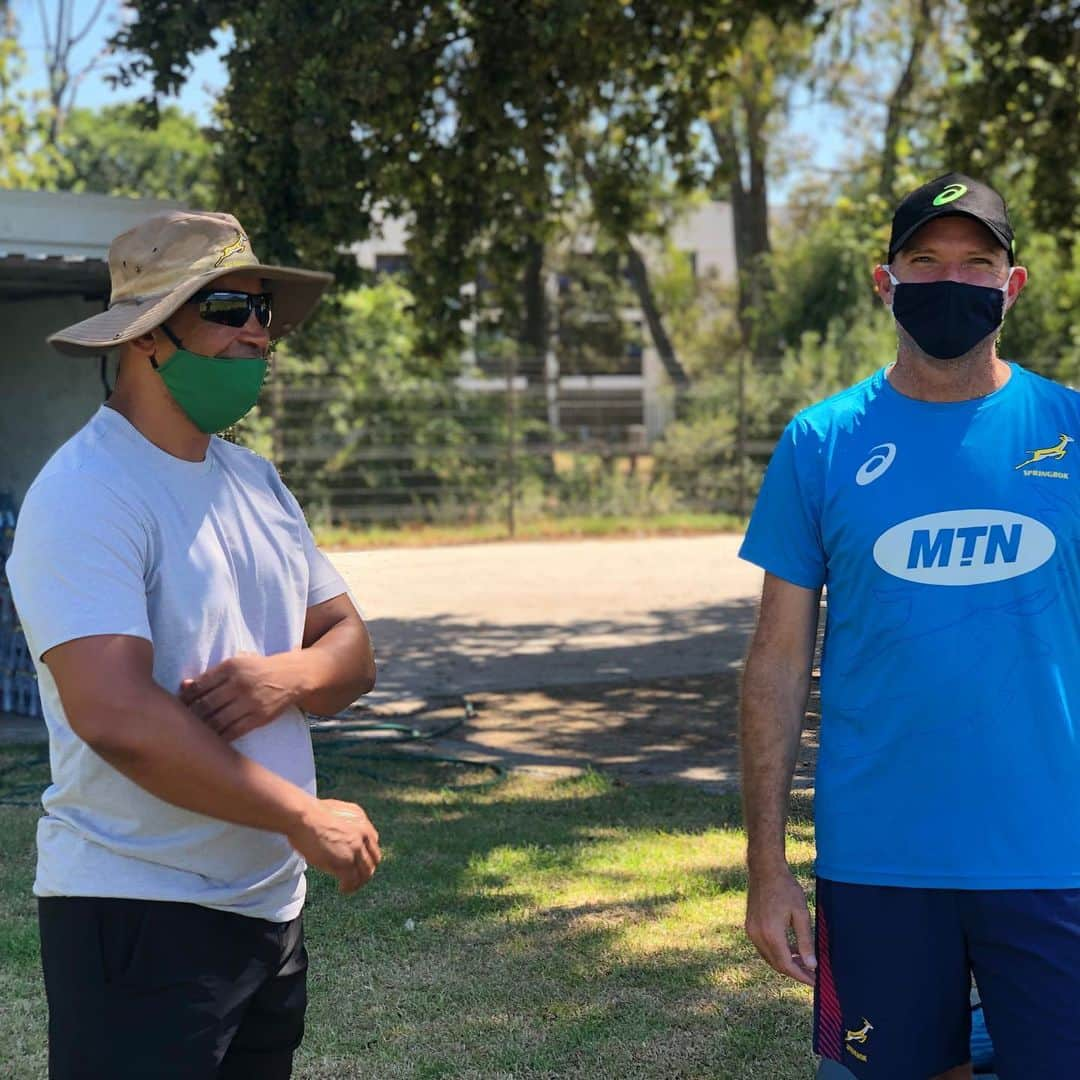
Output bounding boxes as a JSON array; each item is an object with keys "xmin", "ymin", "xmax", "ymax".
[
  {"xmin": 5, "ymin": 535, "xmax": 793, "ymax": 792},
  {"xmin": 331, "ymin": 533, "xmax": 763, "ymax": 705}
]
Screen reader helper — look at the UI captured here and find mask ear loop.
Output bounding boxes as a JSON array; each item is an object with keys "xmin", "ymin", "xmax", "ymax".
[
  {"xmin": 880, "ymin": 265, "xmax": 901, "ymax": 312},
  {"xmin": 160, "ymin": 323, "xmax": 185, "ymax": 350},
  {"xmin": 150, "ymin": 323, "xmax": 186, "ymax": 370},
  {"xmin": 1001, "ymin": 265, "xmax": 1017, "ymax": 300}
]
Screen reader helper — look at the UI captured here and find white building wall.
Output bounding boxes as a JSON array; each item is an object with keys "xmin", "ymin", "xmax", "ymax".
[
  {"xmin": 0, "ymin": 190, "xmax": 183, "ymax": 504},
  {"xmin": 0, "ymin": 296, "xmax": 107, "ymax": 501},
  {"xmin": 0, "ymin": 189, "xmax": 180, "ymax": 259},
  {"xmin": 670, "ymin": 200, "xmax": 737, "ymax": 284}
]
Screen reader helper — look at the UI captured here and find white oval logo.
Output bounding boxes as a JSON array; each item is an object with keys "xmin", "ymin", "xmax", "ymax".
[
  {"xmin": 873, "ymin": 509, "xmax": 1056, "ymax": 585},
  {"xmin": 856, "ymin": 443, "xmax": 896, "ymax": 486}
]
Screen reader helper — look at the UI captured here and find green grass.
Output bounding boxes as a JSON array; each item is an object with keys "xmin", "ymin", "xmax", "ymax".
[
  {"xmin": 313, "ymin": 512, "xmax": 746, "ymax": 551},
  {"xmin": 0, "ymin": 747, "xmax": 817, "ymax": 1079}
]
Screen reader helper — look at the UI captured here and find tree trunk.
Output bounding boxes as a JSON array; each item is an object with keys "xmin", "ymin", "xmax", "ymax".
[
  {"xmin": 580, "ymin": 157, "xmax": 688, "ymax": 385},
  {"xmin": 623, "ymin": 240, "xmax": 688, "ymax": 385},
  {"xmin": 520, "ymin": 235, "xmax": 547, "ymax": 372},
  {"xmin": 880, "ymin": 0, "xmax": 933, "ymax": 204},
  {"xmin": 709, "ymin": 112, "xmax": 772, "ymax": 358}
]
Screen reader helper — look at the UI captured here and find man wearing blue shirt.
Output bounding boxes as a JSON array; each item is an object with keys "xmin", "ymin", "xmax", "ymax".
[{"xmin": 739, "ymin": 173, "xmax": 1080, "ymax": 1079}]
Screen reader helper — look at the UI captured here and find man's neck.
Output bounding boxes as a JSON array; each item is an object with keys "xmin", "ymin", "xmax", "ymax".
[
  {"xmin": 887, "ymin": 342, "xmax": 1012, "ymax": 403},
  {"xmin": 105, "ymin": 387, "xmax": 211, "ymax": 463}
]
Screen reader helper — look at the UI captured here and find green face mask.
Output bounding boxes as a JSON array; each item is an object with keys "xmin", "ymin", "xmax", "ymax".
[{"xmin": 156, "ymin": 349, "xmax": 268, "ymax": 434}]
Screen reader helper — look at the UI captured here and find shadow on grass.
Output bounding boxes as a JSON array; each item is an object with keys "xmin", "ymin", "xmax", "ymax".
[
  {"xmin": 301, "ymin": 752, "xmax": 819, "ymax": 1079},
  {"xmin": 0, "ymin": 746, "xmax": 820, "ymax": 1080},
  {"xmin": 321, "ymin": 670, "xmax": 821, "ymax": 796}
]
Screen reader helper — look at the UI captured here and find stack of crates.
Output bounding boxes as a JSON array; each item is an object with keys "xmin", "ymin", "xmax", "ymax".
[{"xmin": 1, "ymin": 491, "xmax": 42, "ymax": 718}]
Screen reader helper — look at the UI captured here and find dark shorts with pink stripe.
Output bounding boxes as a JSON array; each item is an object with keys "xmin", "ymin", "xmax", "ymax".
[{"xmin": 814, "ymin": 876, "xmax": 1080, "ymax": 1080}]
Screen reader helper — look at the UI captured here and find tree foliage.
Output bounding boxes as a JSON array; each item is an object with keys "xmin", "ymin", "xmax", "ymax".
[
  {"xmin": 111, "ymin": 0, "xmax": 815, "ymax": 356},
  {"xmin": 238, "ymin": 280, "xmax": 506, "ymax": 524},
  {"xmin": 57, "ymin": 103, "xmax": 220, "ymax": 205},
  {"xmin": 0, "ymin": 9, "xmax": 62, "ymax": 185},
  {"xmin": 947, "ymin": 0, "xmax": 1080, "ymax": 248}
]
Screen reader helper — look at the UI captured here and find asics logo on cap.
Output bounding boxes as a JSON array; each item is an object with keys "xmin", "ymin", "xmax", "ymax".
[{"xmin": 932, "ymin": 183, "xmax": 968, "ymax": 207}]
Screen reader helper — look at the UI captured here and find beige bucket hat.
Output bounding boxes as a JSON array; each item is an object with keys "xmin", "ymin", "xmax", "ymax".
[{"xmin": 49, "ymin": 210, "xmax": 334, "ymax": 357}]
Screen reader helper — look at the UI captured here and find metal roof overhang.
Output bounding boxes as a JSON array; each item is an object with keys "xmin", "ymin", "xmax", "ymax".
[{"xmin": 0, "ymin": 253, "xmax": 110, "ymax": 303}]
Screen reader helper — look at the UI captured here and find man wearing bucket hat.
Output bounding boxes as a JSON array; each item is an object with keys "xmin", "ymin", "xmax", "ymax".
[
  {"xmin": 739, "ymin": 172, "xmax": 1080, "ymax": 1078},
  {"xmin": 7, "ymin": 210, "xmax": 381, "ymax": 1079}
]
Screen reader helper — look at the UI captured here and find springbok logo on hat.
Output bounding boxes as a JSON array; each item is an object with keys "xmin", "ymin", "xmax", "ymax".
[{"xmin": 215, "ymin": 231, "xmax": 249, "ymax": 268}]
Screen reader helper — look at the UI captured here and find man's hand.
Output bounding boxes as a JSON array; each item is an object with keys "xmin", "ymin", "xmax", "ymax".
[
  {"xmin": 745, "ymin": 864, "xmax": 817, "ymax": 987},
  {"xmin": 287, "ymin": 799, "xmax": 382, "ymax": 894},
  {"xmin": 180, "ymin": 652, "xmax": 298, "ymax": 741}
]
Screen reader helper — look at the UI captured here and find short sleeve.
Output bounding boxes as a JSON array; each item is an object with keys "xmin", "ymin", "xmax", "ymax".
[
  {"xmin": 263, "ymin": 464, "xmax": 349, "ymax": 609},
  {"xmin": 738, "ymin": 418, "xmax": 826, "ymax": 590},
  {"xmin": 7, "ymin": 473, "xmax": 153, "ymax": 659},
  {"xmin": 305, "ymin": 543, "xmax": 350, "ymax": 608}
]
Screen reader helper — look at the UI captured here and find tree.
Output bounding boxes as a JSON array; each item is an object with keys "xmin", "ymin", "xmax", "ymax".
[
  {"xmin": 238, "ymin": 280, "xmax": 506, "ymax": 524},
  {"xmin": 947, "ymin": 0, "xmax": 1080, "ymax": 248},
  {"xmin": 111, "ymin": 1, "xmax": 816, "ymax": 360},
  {"xmin": 57, "ymin": 103, "xmax": 220, "ymax": 205},
  {"xmin": 0, "ymin": 5, "xmax": 62, "ymax": 185},
  {"xmin": 572, "ymin": 127, "xmax": 694, "ymax": 384},
  {"xmin": 704, "ymin": 16, "xmax": 816, "ymax": 354},
  {"xmin": 36, "ymin": 0, "xmax": 110, "ymax": 145}
]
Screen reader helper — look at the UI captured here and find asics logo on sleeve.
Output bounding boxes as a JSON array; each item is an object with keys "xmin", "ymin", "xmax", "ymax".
[{"xmin": 855, "ymin": 443, "xmax": 897, "ymax": 486}]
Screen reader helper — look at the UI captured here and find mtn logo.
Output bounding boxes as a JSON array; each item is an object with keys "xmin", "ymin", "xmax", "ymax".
[{"xmin": 873, "ymin": 510, "xmax": 1056, "ymax": 585}]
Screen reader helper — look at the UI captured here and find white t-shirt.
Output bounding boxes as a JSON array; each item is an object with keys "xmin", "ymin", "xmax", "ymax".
[{"xmin": 7, "ymin": 406, "xmax": 349, "ymax": 921}]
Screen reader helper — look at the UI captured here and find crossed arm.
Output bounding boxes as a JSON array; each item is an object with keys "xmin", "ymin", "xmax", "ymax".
[
  {"xmin": 179, "ymin": 593, "xmax": 376, "ymax": 740},
  {"xmin": 740, "ymin": 571, "xmax": 821, "ymax": 986},
  {"xmin": 43, "ymin": 592, "xmax": 381, "ymax": 894}
]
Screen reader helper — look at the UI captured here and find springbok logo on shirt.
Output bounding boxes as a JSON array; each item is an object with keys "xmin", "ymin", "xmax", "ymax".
[
  {"xmin": 874, "ymin": 509, "xmax": 1056, "ymax": 585},
  {"xmin": 1014, "ymin": 432, "xmax": 1073, "ymax": 475},
  {"xmin": 846, "ymin": 1019, "xmax": 873, "ymax": 1045}
]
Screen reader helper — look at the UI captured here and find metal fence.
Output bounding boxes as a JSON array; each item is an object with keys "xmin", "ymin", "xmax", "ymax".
[{"xmin": 242, "ymin": 351, "xmax": 801, "ymax": 532}]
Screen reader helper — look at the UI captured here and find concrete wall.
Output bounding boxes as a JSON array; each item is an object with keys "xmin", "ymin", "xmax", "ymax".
[
  {"xmin": 670, "ymin": 201, "xmax": 737, "ymax": 284},
  {"xmin": 0, "ymin": 297, "xmax": 107, "ymax": 502},
  {"xmin": 0, "ymin": 189, "xmax": 181, "ymax": 258}
]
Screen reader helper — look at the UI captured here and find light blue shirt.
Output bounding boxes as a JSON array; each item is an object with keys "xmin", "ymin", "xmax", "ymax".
[
  {"xmin": 741, "ymin": 364, "xmax": 1080, "ymax": 887},
  {"xmin": 8, "ymin": 407, "xmax": 349, "ymax": 919}
]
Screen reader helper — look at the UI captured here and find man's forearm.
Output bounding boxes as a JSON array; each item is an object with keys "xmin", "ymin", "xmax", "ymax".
[
  {"xmin": 86, "ymin": 683, "xmax": 315, "ymax": 835},
  {"xmin": 280, "ymin": 617, "xmax": 376, "ymax": 716},
  {"xmin": 740, "ymin": 646, "xmax": 811, "ymax": 873}
]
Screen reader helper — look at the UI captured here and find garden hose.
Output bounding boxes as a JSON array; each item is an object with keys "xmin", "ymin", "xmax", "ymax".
[{"xmin": 307, "ymin": 695, "xmax": 505, "ymax": 786}]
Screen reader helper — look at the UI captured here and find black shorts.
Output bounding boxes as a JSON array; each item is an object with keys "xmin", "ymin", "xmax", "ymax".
[{"xmin": 38, "ymin": 896, "xmax": 307, "ymax": 1080}]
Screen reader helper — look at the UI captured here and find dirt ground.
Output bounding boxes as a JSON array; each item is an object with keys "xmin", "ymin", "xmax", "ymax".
[
  {"xmin": 328, "ymin": 671, "xmax": 821, "ymax": 793},
  {"xmin": 3, "ymin": 535, "xmax": 820, "ymax": 794},
  {"xmin": 331, "ymin": 534, "xmax": 762, "ymax": 702},
  {"xmin": 326, "ymin": 534, "xmax": 817, "ymax": 791}
]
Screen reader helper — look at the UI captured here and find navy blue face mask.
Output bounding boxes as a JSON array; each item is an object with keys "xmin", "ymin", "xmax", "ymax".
[{"xmin": 884, "ymin": 267, "xmax": 1014, "ymax": 360}]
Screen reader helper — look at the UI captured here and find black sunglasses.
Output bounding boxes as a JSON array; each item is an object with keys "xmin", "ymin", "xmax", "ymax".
[{"xmin": 190, "ymin": 289, "xmax": 273, "ymax": 329}]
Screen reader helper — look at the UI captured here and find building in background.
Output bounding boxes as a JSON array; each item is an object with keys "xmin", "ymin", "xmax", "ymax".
[
  {"xmin": 0, "ymin": 189, "xmax": 180, "ymax": 501},
  {"xmin": 353, "ymin": 200, "xmax": 739, "ymax": 448},
  {"xmin": 0, "ymin": 190, "xmax": 176, "ymax": 721}
]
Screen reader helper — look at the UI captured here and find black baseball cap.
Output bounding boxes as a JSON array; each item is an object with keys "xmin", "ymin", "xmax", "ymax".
[{"xmin": 888, "ymin": 172, "xmax": 1014, "ymax": 264}]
